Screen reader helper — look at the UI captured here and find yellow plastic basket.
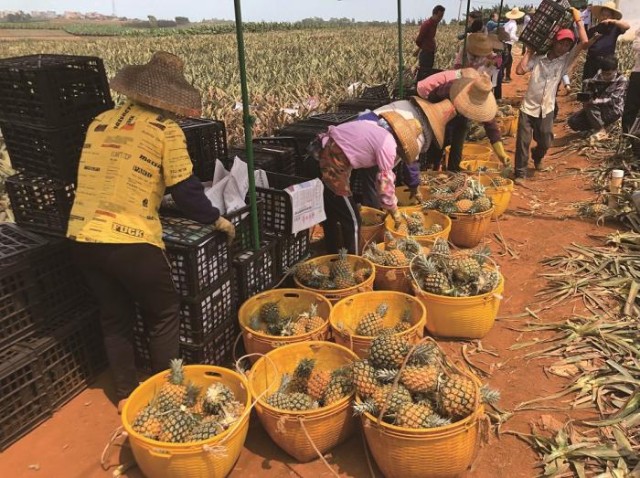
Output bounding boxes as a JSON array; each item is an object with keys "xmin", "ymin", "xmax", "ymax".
[
  {"xmin": 329, "ymin": 291, "xmax": 426, "ymax": 358},
  {"xmin": 293, "ymin": 254, "xmax": 375, "ymax": 304},
  {"xmin": 459, "ymin": 159, "xmax": 503, "ymax": 173},
  {"xmin": 447, "ymin": 207, "xmax": 494, "ymax": 248},
  {"xmin": 395, "ymin": 186, "xmax": 421, "ymax": 208},
  {"xmin": 445, "ymin": 143, "xmax": 493, "ymax": 169},
  {"xmin": 384, "ymin": 210, "xmax": 451, "ymax": 245},
  {"xmin": 247, "ymin": 341, "xmax": 359, "ymax": 462},
  {"xmin": 413, "ymin": 270, "xmax": 504, "ymax": 339},
  {"xmin": 371, "ymin": 243, "xmax": 432, "ymax": 293},
  {"xmin": 478, "ymin": 175, "xmax": 514, "ymax": 219},
  {"xmin": 496, "ymin": 115, "xmax": 517, "ymax": 137},
  {"xmin": 359, "ymin": 206, "xmax": 386, "ymax": 249},
  {"xmin": 238, "ymin": 289, "xmax": 333, "ymax": 361},
  {"xmin": 121, "ymin": 365, "xmax": 251, "ymax": 478}
]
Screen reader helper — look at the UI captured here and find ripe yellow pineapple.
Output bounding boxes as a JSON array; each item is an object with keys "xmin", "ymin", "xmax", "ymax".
[
  {"xmin": 369, "ymin": 334, "xmax": 410, "ymax": 369},
  {"xmin": 304, "ymin": 304, "xmax": 326, "ymax": 332},
  {"xmin": 156, "ymin": 359, "xmax": 187, "ymax": 412},
  {"xmin": 287, "ymin": 358, "xmax": 316, "ymax": 394},
  {"xmin": 400, "ymin": 365, "xmax": 439, "ymax": 393},
  {"xmin": 352, "ymin": 360, "xmax": 379, "ymax": 399},
  {"xmin": 455, "ymin": 199, "xmax": 473, "ymax": 213},
  {"xmin": 355, "ymin": 303, "xmax": 388, "ymax": 336},
  {"xmin": 294, "ymin": 261, "xmax": 317, "ymax": 284},
  {"xmin": 371, "ymin": 384, "xmax": 412, "ymax": 414},
  {"xmin": 437, "ymin": 374, "xmax": 477, "ymax": 420},
  {"xmin": 394, "ymin": 402, "xmax": 435, "ymax": 428},
  {"xmin": 306, "ymin": 369, "xmax": 332, "ymax": 401},
  {"xmin": 323, "ymin": 368, "xmax": 353, "ymax": 405}
]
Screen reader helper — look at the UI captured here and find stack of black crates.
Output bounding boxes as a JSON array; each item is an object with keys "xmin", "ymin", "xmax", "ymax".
[{"xmin": 0, "ymin": 223, "xmax": 106, "ymax": 450}]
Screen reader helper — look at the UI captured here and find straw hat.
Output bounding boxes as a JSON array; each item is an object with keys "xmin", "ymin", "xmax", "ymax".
[
  {"xmin": 505, "ymin": 7, "xmax": 525, "ymax": 20},
  {"xmin": 466, "ymin": 33, "xmax": 494, "ymax": 57},
  {"xmin": 591, "ymin": 1, "xmax": 623, "ymax": 21},
  {"xmin": 110, "ymin": 51, "xmax": 201, "ymax": 117},
  {"xmin": 410, "ymin": 97, "xmax": 457, "ymax": 148},
  {"xmin": 378, "ymin": 111, "xmax": 422, "ymax": 163},
  {"xmin": 487, "ymin": 33, "xmax": 505, "ymax": 50},
  {"xmin": 450, "ymin": 73, "xmax": 497, "ymax": 123}
]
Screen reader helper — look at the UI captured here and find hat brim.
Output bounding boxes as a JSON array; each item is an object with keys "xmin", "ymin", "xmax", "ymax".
[
  {"xmin": 467, "ymin": 44, "xmax": 493, "ymax": 57},
  {"xmin": 410, "ymin": 97, "xmax": 456, "ymax": 148},
  {"xmin": 450, "ymin": 78, "xmax": 497, "ymax": 123},
  {"xmin": 591, "ymin": 5, "xmax": 623, "ymax": 21},
  {"xmin": 505, "ymin": 11, "xmax": 525, "ymax": 20},
  {"xmin": 379, "ymin": 111, "xmax": 420, "ymax": 163}
]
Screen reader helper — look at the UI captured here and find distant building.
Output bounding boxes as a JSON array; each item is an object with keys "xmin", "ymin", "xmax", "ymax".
[
  {"xmin": 30, "ymin": 11, "xmax": 57, "ymax": 20},
  {"xmin": 63, "ymin": 11, "xmax": 82, "ymax": 20}
]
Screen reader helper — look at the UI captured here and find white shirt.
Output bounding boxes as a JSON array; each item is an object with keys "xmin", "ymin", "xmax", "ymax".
[
  {"xmin": 504, "ymin": 19, "xmax": 518, "ymax": 44},
  {"xmin": 521, "ymin": 45, "xmax": 582, "ymax": 118},
  {"xmin": 374, "ymin": 100, "xmax": 432, "ymax": 154},
  {"xmin": 633, "ymin": 30, "xmax": 640, "ymax": 73},
  {"xmin": 581, "ymin": 9, "xmax": 591, "ymax": 28}
]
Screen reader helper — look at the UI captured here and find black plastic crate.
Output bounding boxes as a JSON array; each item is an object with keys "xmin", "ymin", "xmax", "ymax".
[
  {"xmin": 180, "ymin": 317, "xmax": 238, "ymax": 366},
  {"xmin": 20, "ymin": 303, "xmax": 106, "ymax": 410},
  {"xmin": 0, "ymin": 223, "xmax": 48, "ymax": 268},
  {"xmin": 0, "ymin": 345, "xmax": 51, "ymax": 450},
  {"xmin": 308, "ymin": 112, "xmax": 357, "ymax": 125},
  {"xmin": 228, "ymin": 144, "xmax": 297, "ymax": 176},
  {"xmin": 233, "ymin": 239, "xmax": 279, "ymax": 303},
  {"xmin": 0, "ymin": 262, "xmax": 39, "ymax": 351},
  {"xmin": 178, "ymin": 272, "xmax": 236, "ymax": 345},
  {"xmin": 277, "ymin": 121, "xmax": 329, "ymax": 153},
  {"xmin": 254, "ymin": 171, "xmax": 309, "ymax": 235},
  {"xmin": 0, "ymin": 121, "xmax": 89, "ymax": 181},
  {"xmin": 520, "ymin": 0, "xmax": 572, "ymax": 54},
  {"xmin": 178, "ymin": 117, "xmax": 228, "ymax": 182},
  {"xmin": 225, "ymin": 200, "xmax": 264, "ymax": 257},
  {"xmin": 5, "ymin": 173, "xmax": 75, "ymax": 237},
  {"xmin": 254, "ymin": 136, "xmax": 302, "ymax": 175},
  {"xmin": 361, "ymin": 84, "xmax": 390, "ymax": 100},
  {"xmin": 337, "ymin": 97, "xmax": 388, "ymax": 114},
  {"xmin": 271, "ymin": 230, "xmax": 311, "ymax": 274},
  {"xmin": 0, "ymin": 54, "xmax": 113, "ymax": 128},
  {"xmin": 161, "ymin": 216, "xmax": 230, "ymax": 298}
]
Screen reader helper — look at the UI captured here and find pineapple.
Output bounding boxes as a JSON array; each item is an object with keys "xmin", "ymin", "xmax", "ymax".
[
  {"xmin": 478, "ymin": 269, "xmax": 501, "ymax": 294},
  {"xmin": 286, "ymin": 392, "xmax": 319, "ymax": 411},
  {"xmin": 392, "ymin": 309, "xmax": 412, "ymax": 333},
  {"xmin": 201, "ymin": 383, "xmax": 235, "ymax": 415},
  {"xmin": 323, "ymin": 367, "xmax": 354, "ymax": 405},
  {"xmin": 259, "ymin": 302, "xmax": 281, "ymax": 325},
  {"xmin": 393, "ymin": 402, "xmax": 435, "ymax": 429},
  {"xmin": 266, "ymin": 392, "xmax": 292, "ymax": 410},
  {"xmin": 332, "ymin": 248, "xmax": 356, "ymax": 289},
  {"xmin": 404, "ymin": 212, "xmax": 428, "ymax": 235},
  {"xmin": 291, "ymin": 315, "xmax": 309, "ymax": 335},
  {"xmin": 306, "ymin": 369, "xmax": 332, "ymax": 401},
  {"xmin": 490, "ymin": 176, "xmax": 511, "ymax": 187},
  {"xmin": 455, "ymin": 199, "xmax": 473, "ymax": 213},
  {"xmin": 457, "ymin": 187, "xmax": 474, "ymax": 201},
  {"xmin": 371, "ymin": 384, "xmax": 412, "ymax": 415},
  {"xmin": 355, "ymin": 303, "xmax": 388, "ymax": 336},
  {"xmin": 353, "ymin": 267, "xmax": 370, "ymax": 284},
  {"xmin": 424, "ymin": 223, "xmax": 444, "ymax": 235},
  {"xmin": 471, "ymin": 196, "xmax": 492, "ymax": 213},
  {"xmin": 158, "ymin": 408, "xmax": 198, "ymax": 443},
  {"xmin": 413, "ymin": 255, "xmax": 451, "ymax": 295},
  {"xmin": 437, "ymin": 374, "xmax": 477, "ymax": 420},
  {"xmin": 400, "ymin": 365, "xmax": 440, "ymax": 393},
  {"xmin": 157, "ymin": 359, "xmax": 187, "ymax": 412},
  {"xmin": 305, "ymin": 304, "xmax": 326, "ymax": 332},
  {"xmin": 384, "ymin": 232, "xmax": 408, "ymax": 266},
  {"xmin": 352, "ymin": 360, "xmax": 379, "ymax": 399},
  {"xmin": 132, "ymin": 404, "xmax": 163, "ymax": 439},
  {"xmin": 398, "ymin": 236, "xmax": 422, "ymax": 259},
  {"xmin": 421, "ymin": 198, "xmax": 440, "ymax": 210},
  {"xmin": 438, "ymin": 199, "xmax": 459, "ymax": 216},
  {"xmin": 189, "ymin": 415, "xmax": 223, "ymax": 441},
  {"xmin": 369, "ymin": 334, "xmax": 410, "ymax": 370},
  {"xmin": 287, "ymin": 358, "xmax": 316, "ymax": 393},
  {"xmin": 184, "ymin": 383, "xmax": 201, "ymax": 410},
  {"xmin": 294, "ymin": 261, "xmax": 317, "ymax": 284},
  {"xmin": 430, "ymin": 237, "xmax": 451, "ymax": 258},
  {"xmin": 450, "ymin": 254, "xmax": 481, "ymax": 283}
]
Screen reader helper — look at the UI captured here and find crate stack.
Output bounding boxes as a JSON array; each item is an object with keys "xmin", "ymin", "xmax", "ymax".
[
  {"xmin": 0, "ymin": 54, "xmax": 114, "ymax": 237},
  {"xmin": 337, "ymin": 84, "xmax": 390, "ymax": 113},
  {"xmin": 0, "ymin": 223, "xmax": 106, "ymax": 450},
  {"xmin": 520, "ymin": 0, "xmax": 573, "ymax": 54}
]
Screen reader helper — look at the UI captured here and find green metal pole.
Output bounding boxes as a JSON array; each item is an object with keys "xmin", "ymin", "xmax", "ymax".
[
  {"xmin": 497, "ymin": 0, "xmax": 505, "ymax": 28},
  {"xmin": 397, "ymin": 0, "xmax": 404, "ymax": 98},
  {"xmin": 233, "ymin": 0, "xmax": 260, "ymax": 251},
  {"xmin": 461, "ymin": 0, "xmax": 471, "ymax": 66}
]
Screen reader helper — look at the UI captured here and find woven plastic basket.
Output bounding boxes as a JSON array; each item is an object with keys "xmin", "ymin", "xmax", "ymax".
[
  {"xmin": 395, "ymin": 186, "xmax": 421, "ymax": 208},
  {"xmin": 496, "ymin": 115, "xmax": 518, "ymax": 137},
  {"xmin": 413, "ymin": 269, "xmax": 504, "ymax": 339},
  {"xmin": 359, "ymin": 206, "xmax": 386, "ymax": 250},
  {"xmin": 445, "ymin": 143, "xmax": 492, "ymax": 169},
  {"xmin": 371, "ymin": 243, "xmax": 431, "ymax": 293},
  {"xmin": 293, "ymin": 254, "xmax": 375, "ymax": 304},
  {"xmin": 329, "ymin": 291, "xmax": 426, "ymax": 358},
  {"xmin": 459, "ymin": 159, "xmax": 503, "ymax": 173},
  {"xmin": 447, "ymin": 207, "xmax": 494, "ymax": 248},
  {"xmin": 478, "ymin": 176, "xmax": 514, "ymax": 219},
  {"xmin": 384, "ymin": 210, "xmax": 451, "ymax": 245},
  {"xmin": 247, "ymin": 341, "xmax": 358, "ymax": 462},
  {"xmin": 121, "ymin": 365, "xmax": 251, "ymax": 478},
  {"xmin": 238, "ymin": 289, "xmax": 332, "ymax": 361}
]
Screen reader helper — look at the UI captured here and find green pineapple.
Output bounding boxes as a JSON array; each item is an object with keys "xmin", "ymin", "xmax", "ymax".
[
  {"xmin": 450, "ymin": 254, "xmax": 482, "ymax": 283},
  {"xmin": 294, "ymin": 261, "xmax": 317, "ymax": 284},
  {"xmin": 132, "ymin": 403, "xmax": 162, "ymax": 439},
  {"xmin": 202, "ymin": 383, "xmax": 235, "ymax": 415},
  {"xmin": 158, "ymin": 408, "xmax": 198, "ymax": 443},
  {"xmin": 287, "ymin": 393, "xmax": 320, "ymax": 411},
  {"xmin": 369, "ymin": 334, "xmax": 410, "ymax": 370},
  {"xmin": 323, "ymin": 367, "xmax": 354, "ymax": 405},
  {"xmin": 430, "ymin": 237, "xmax": 451, "ymax": 258},
  {"xmin": 156, "ymin": 359, "xmax": 187, "ymax": 412},
  {"xmin": 412, "ymin": 255, "xmax": 451, "ymax": 295},
  {"xmin": 352, "ymin": 360, "xmax": 379, "ymax": 399},
  {"xmin": 355, "ymin": 303, "xmax": 388, "ymax": 336},
  {"xmin": 404, "ymin": 212, "xmax": 428, "ymax": 235},
  {"xmin": 371, "ymin": 384, "xmax": 413, "ymax": 415},
  {"xmin": 259, "ymin": 302, "xmax": 281, "ymax": 325},
  {"xmin": 189, "ymin": 415, "xmax": 223, "ymax": 441},
  {"xmin": 471, "ymin": 196, "xmax": 492, "ymax": 213}
]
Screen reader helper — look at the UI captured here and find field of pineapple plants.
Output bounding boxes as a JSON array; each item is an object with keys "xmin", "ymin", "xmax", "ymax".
[{"xmin": 1, "ymin": 23, "xmax": 639, "ymax": 478}]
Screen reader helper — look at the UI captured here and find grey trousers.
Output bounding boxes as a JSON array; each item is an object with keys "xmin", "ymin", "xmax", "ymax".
[
  {"xmin": 514, "ymin": 111, "xmax": 554, "ymax": 178},
  {"xmin": 568, "ymin": 106, "xmax": 619, "ymax": 132}
]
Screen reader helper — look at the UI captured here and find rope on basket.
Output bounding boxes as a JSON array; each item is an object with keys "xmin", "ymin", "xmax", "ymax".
[
  {"xmin": 100, "ymin": 425, "xmax": 137, "ymax": 477},
  {"xmin": 360, "ymin": 424, "xmax": 378, "ymax": 478},
  {"xmin": 298, "ymin": 417, "xmax": 340, "ymax": 478}
]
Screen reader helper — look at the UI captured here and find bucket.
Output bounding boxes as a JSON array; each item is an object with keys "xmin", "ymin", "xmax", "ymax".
[
  {"xmin": 448, "ymin": 208, "xmax": 494, "ymax": 248},
  {"xmin": 247, "ymin": 341, "xmax": 358, "ymax": 462},
  {"xmin": 122, "ymin": 365, "xmax": 251, "ymax": 478},
  {"xmin": 384, "ymin": 210, "xmax": 451, "ymax": 245},
  {"xmin": 360, "ymin": 206, "xmax": 385, "ymax": 249},
  {"xmin": 459, "ymin": 159, "xmax": 503, "ymax": 173},
  {"xmin": 478, "ymin": 176, "xmax": 514, "ymax": 219},
  {"xmin": 371, "ymin": 242, "xmax": 432, "ymax": 293},
  {"xmin": 445, "ymin": 143, "xmax": 493, "ymax": 169},
  {"xmin": 329, "ymin": 291, "xmax": 426, "ymax": 358},
  {"xmin": 238, "ymin": 289, "xmax": 333, "ymax": 361}
]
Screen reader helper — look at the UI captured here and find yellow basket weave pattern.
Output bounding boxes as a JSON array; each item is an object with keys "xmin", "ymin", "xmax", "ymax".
[
  {"xmin": 384, "ymin": 210, "xmax": 451, "ymax": 244},
  {"xmin": 248, "ymin": 341, "xmax": 359, "ymax": 462},
  {"xmin": 445, "ymin": 143, "xmax": 493, "ymax": 169},
  {"xmin": 478, "ymin": 175, "xmax": 514, "ymax": 219},
  {"xmin": 371, "ymin": 243, "xmax": 431, "ymax": 293},
  {"xmin": 238, "ymin": 289, "xmax": 333, "ymax": 361},
  {"xmin": 121, "ymin": 365, "xmax": 251, "ymax": 478},
  {"xmin": 359, "ymin": 205, "xmax": 386, "ymax": 249},
  {"xmin": 448, "ymin": 207, "xmax": 494, "ymax": 248},
  {"xmin": 329, "ymin": 291, "xmax": 426, "ymax": 358}
]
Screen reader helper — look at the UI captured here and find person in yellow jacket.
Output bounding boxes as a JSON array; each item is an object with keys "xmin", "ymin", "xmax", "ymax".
[{"xmin": 67, "ymin": 52, "xmax": 235, "ymax": 409}]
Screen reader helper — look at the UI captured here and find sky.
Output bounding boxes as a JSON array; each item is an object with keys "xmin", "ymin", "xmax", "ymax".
[{"xmin": 6, "ymin": 1, "xmax": 543, "ymax": 23}]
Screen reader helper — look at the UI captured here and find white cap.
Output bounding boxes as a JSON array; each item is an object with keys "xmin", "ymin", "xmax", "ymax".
[{"xmin": 611, "ymin": 169, "xmax": 624, "ymax": 178}]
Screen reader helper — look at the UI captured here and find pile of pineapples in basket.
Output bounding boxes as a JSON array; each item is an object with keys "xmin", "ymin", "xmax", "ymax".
[{"xmin": 422, "ymin": 175, "xmax": 494, "ymax": 215}]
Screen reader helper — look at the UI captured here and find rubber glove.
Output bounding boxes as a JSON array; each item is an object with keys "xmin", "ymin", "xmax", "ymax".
[
  {"xmin": 409, "ymin": 187, "xmax": 423, "ymax": 203},
  {"xmin": 214, "ymin": 217, "xmax": 236, "ymax": 244},
  {"xmin": 491, "ymin": 141, "xmax": 511, "ymax": 165},
  {"xmin": 570, "ymin": 7, "xmax": 581, "ymax": 23},
  {"xmin": 389, "ymin": 208, "xmax": 403, "ymax": 230}
]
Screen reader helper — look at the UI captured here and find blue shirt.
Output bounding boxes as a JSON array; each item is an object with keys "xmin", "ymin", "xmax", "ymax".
[{"xmin": 587, "ymin": 24, "xmax": 623, "ymax": 57}]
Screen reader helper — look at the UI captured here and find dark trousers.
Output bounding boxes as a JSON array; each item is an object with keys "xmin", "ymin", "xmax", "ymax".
[
  {"xmin": 322, "ymin": 186, "xmax": 361, "ymax": 255},
  {"xmin": 71, "ymin": 242, "xmax": 181, "ymax": 399},
  {"xmin": 494, "ymin": 64, "xmax": 504, "ymax": 100},
  {"xmin": 582, "ymin": 55, "xmax": 600, "ymax": 82},
  {"xmin": 359, "ymin": 166, "xmax": 380, "ymax": 209},
  {"xmin": 417, "ymin": 50, "xmax": 435, "ymax": 82},
  {"xmin": 568, "ymin": 106, "xmax": 620, "ymax": 132},
  {"xmin": 514, "ymin": 111, "xmax": 554, "ymax": 178},
  {"xmin": 503, "ymin": 44, "xmax": 513, "ymax": 80},
  {"xmin": 622, "ymin": 72, "xmax": 640, "ymax": 133},
  {"xmin": 427, "ymin": 115, "xmax": 469, "ymax": 172}
]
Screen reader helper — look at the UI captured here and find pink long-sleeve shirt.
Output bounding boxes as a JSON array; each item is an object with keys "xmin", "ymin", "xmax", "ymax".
[{"xmin": 319, "ymin": 120, "xmax": 398, "ymax": 210}]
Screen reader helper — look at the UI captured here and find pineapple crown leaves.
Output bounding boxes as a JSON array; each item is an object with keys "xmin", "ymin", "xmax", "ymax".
[
  {"xmin": 353, "ymin": 399, "xmax": 378, "ymax": 416},
  {"xmin": 423, "ymin": 414, "xmax": 452, "ymax": 428},
  {"xmin": 293, "ymin": 358, "xmax": 316, "ymax": 379},
  {"xmin": 407, "ymin": 343, "xmax": 440, "ymax": 366},
  {"xmin": 168, "ymin": 358, "xmax": 185, "ymax": 385},
  {"xmin": 375, "ymin": 368, "xmax": 400, "ymax": 383},
  {"xmin": 480, "ymin": 385, "xmax": 501, "ymax": 405},
  {"xmin": 400, "ymin": 308, "xmax": 411, "ymax": 323},
  {"xmin": 470, "ymin": 245, "xmax": 491, "ymax": 265},
  {"xmin": 376, "ymin": 303, "xmax": 389, "ymax": 318},
  {"xmin": 184, "ymin": 382, "xmax": 201, "ymax": 407},
  {"xmin": 248, "ymin": 315, "xmax": 262, "ymax": 332},
  {"xmin": 205, "ymin": 382, "xmax": 234, "ymax": 405},
  {"xmin": 337, "ymin": 247, "xmax": 349, "ymax": 260},
  {"xmin": 277, "ymin": 373, "xmax": 292, "ymax": 394},
  {"xmin": 308, "ymin": 303, "xmax": 318, "ymax": 317}
]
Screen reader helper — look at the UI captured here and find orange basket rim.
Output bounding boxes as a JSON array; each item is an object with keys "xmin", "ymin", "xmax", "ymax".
[
  {"xmin": 449, "ymin": 206, "xmax": 495, "ymax": 218},
  {"xmin": 293, "ymin": 255, "xmax": 375, "ymax": 294},
  {"xmin": 414, "ymin": 268, "xmax": 504, "ymax": 300},
  {"xmin": 121, "ymin": 365, "xmax": 251, "ymax": 449}
]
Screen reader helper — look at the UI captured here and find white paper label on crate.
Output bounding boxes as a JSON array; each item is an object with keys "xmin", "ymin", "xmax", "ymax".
[
  {"xmin": 285, "ymin": 179, "xmax": 326, "ymax": 234},
  {"xmin": 254, "ymin": 169, "xmax": 269, "ymax": 188}
]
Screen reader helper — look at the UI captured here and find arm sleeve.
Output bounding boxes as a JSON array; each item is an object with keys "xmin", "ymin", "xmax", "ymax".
[
  {"xmin": 162, "ymin": 122, "xmax": 194, "ymax": 187},
  {"xmin": 403, "ymin": 162, "xmax": 421, "ymax": 189},
  {"xmin": 168, "ymin": 175, "xmax": 220, "ymax": 224},
  {"xmin": 417, "ymin": 69, "xmax": 459, "ymax": 98},
  {"xmin": 562, "ymin": 45, "xmax": 583, "ymax": 75},
  {"xmin": 482, "ymin": 120, "xmax": 503, "ymax": 144},
  {"xmin": 375, "ymin": 135, "xmax": 400, "ymax": 211},
  {"xmin": 415, "ymin": 21, "xmax": 428, "ymax": 47}
]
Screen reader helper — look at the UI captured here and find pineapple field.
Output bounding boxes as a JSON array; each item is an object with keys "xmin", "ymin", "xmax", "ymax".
[{"xmin": 1, "ymin": 22, "xmax": 639, "ymax": 478}]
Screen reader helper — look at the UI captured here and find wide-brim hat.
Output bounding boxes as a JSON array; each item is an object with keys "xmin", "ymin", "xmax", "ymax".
[
  {"xmin": 487, "ymin": 33, "xmax": 505, "ymax": 50},
  {"xmin": 591, "ymin": 2, "xmax": 623, "ymax": 21},
  {"xmin": 410, "ymin": 97, "xmax": 457, "ymax": 149},
  {"xmin": 378, "ymin": 111, "xmax": 422, "ymax": 163},
  {"xmin": 450, "ymin": 73, "xmax": 497, "ymax": 123},
  {"xmin": 505, "ymin": 7, "xmax": 525, "ymax": 20},
  {"xmin": 110, "ymin": 51, "xmax": 202, "ymax": 117},
  {"xmin": 466, "ymin": 33, "xmax": 494, "ymax": 57}
]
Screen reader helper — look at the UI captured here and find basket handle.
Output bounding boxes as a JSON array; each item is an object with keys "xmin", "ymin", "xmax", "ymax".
[{"xmin": 148, "ymin": 448, "xmax": 171, "ymax": 459}]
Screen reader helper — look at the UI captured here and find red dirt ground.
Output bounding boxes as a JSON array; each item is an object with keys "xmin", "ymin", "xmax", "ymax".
[{"xmin": 1, "ymin": 59, "xmax": 619, "ymax": 478}]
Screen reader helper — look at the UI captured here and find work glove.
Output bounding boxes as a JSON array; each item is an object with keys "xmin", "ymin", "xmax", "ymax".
[
  {"xmin": 491, "ymin": 141, "xmax": 511, "ymax": 166},
  {"xmin": 408, "ymin": 187, "xmax": 423, "ymax": 203},
  {"xmin": 213, "ymin": 217, "xmax": 236, "ymax": 245},
  {"xmin": 389, "ymin": 208, "xmax": 403, "ymax": 230},
  {"xmin": 570, "ymin": 7, "xmax": 581, "ymax": 23}
]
